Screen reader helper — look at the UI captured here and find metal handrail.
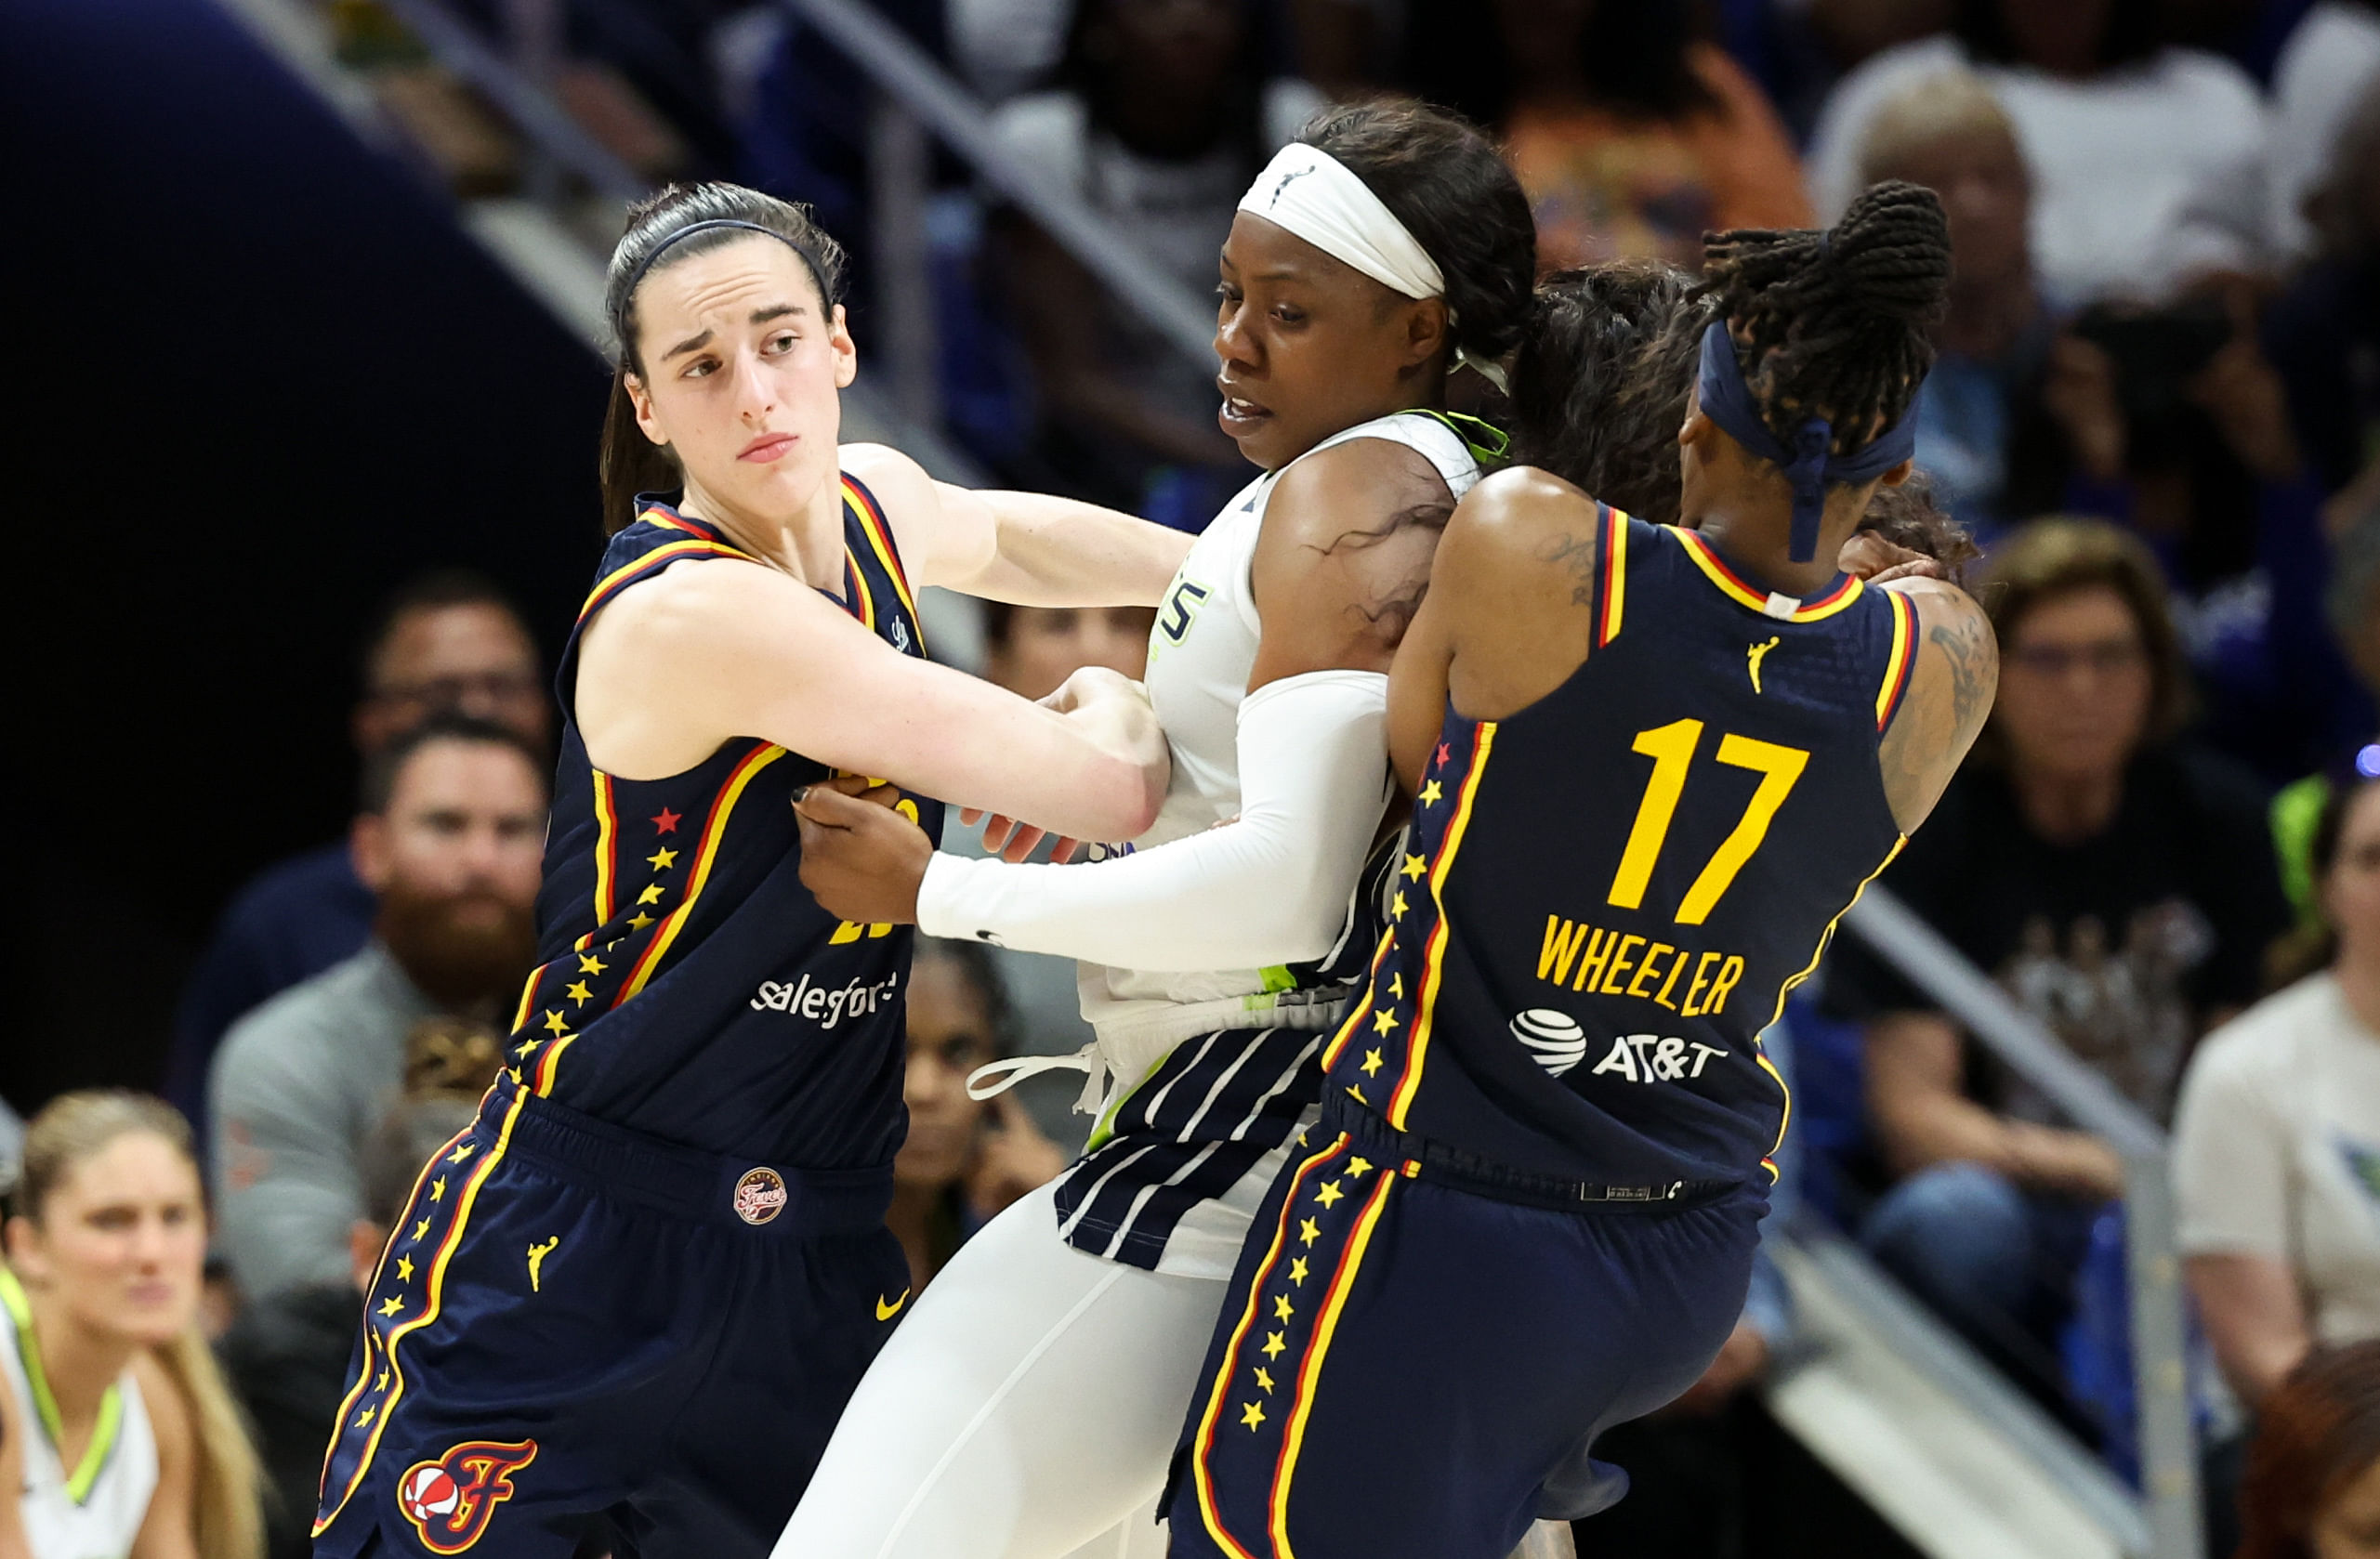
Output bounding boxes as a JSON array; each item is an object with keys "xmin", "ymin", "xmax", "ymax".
[
  {"xmin": 777, "ymin": 0, "xmax": 1219, "ymax": 370},
  {"xmin": 1844, "ymin": 884, "xmax": 2201, "ymax": 1559},
  {"xmin": 374, "ymin": 0, "xmax": 645, "ymax": 203}
]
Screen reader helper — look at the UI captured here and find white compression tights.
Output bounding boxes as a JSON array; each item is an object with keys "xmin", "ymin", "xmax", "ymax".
[{"xmin": 772, "ymin": 1181, "xmax": 1228, "ymax": 1559}]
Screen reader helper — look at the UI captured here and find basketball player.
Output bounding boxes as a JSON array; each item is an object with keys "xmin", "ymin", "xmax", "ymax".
[
  {"xmin": 1167, "ymin": 183, "xmax": 1994, "ymax": 1559},
  {"xmin": 310, "ymin": 182, "xmax": 1195, "ymax": 1559},
  {"xmin": 781, "ymin": 100, "xmax": 1537, "ymax": 1559}
]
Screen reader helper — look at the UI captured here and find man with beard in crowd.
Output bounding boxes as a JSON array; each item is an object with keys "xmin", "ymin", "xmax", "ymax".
[{"xmin": 207, "ymin": 713, "xmax": 547, "ymax": 1300}]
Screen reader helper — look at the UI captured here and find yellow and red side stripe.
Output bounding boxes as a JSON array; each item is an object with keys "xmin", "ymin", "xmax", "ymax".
[
  {"xmin": 1385, "ymin": 723, "xmax": 1497, "ymax": 1129},
  {"xmin": 1875, "ymin": 589, "xmax": 1918, "ymax": 731}
]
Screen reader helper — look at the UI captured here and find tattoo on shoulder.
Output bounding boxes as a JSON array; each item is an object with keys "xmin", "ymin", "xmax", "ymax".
[
  {"xmin": 1926, "ymin": 605, "xmax": 1996, "ymax": 737},
  {"xmin": 1537, "ymin": 532, "xmax": 1599, "ymax": 607}
]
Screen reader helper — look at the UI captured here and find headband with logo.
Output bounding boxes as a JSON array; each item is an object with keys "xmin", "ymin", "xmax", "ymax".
[
  {"xmin": 1238, "ymin": 143, "xmax": 1509, "ymax": 394},
  {"xmin": 1696, "ymin": 321, "xmax": 1919, "ymax": 563}
]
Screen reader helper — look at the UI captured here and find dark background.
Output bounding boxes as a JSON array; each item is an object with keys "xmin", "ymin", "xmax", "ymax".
[{"xmin": 7, "ymin": 0, "xmax": 610, "ymax": 1105}]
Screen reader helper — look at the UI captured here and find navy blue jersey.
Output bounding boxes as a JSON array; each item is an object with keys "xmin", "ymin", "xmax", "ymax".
[
  {"xmin": 510, "ymin": 478, "xmax": 941, "ymax": 1169},
  {"xmin": 1328, "ymin": 512, "xmax": 1919, "ymax": 1188}
]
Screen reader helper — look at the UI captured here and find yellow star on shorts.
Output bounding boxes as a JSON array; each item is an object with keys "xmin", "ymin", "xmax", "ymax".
[
  {"xmin": 1298, "ymin": 1218, "xmax": 1321, "ymax": 1247},
  {"xmin": 356, "ymin": 1404, "xmax": 377, "ymax": 1429},
  {"xmin": 1261, "ymin": 1331, "xmax": 1286, "ymax": 1359},
  {"xmin": 375, "ymin": 1369, "xmax": 389, "ymax": 1391},
  {"xmin": 544, "ymin": 1009, "xmax": 568, "ymax": 1035},
  {"xmin": 1390, "ymin": 891, "xmax": 1409, "ymax": 919},
  {"xmin": 1361, "ymin": 1049, "xmax": 1384, "ymax": 1076},
  {"xmin": 377, "ymin": 1296, "xmax": 403, "ymax": 1318},
  {"xmin": 1401, "ymin": 853, "xmax": 1427, "ymax": 881},
  {"xmin": 637, "ymin": 884, "xmax": 664, "ymax": 906},
  {"xmin": 395, "ymin": 1255, "xmax": 414, "ymax": 1282},
  {"xmin": 1316, "ymin": 1181, "xmax": 1345, "ymax": 1209},
  {"xmin": 1288, "ymin": 1257, "xmax": 1309, "ymax": 1286},
  {"xmin": 648, "ymin": 847, "xmax": 677, "ymax": 871},
  {"xmin": 1348, "ymin": 1156, "xmax": 1373, "ymax": 1176},
  {"xmin": 429, "ymin": 1177, "xmax": 446, "ymax": 1201},
  {"xmin": 627, "ymin": 911, "xmax": 655, "ymax": 931},
  {"xmin": 410, "ymin": 1218, "xmax": 430, "ymax": 1242},
  {"xmin": 1255, "ymin": 1367, "xmax": 1276, "ymax": 1394},
  {"xmin": 1372, "ymin": 1008, "xmax": 1396, "ymax": 1035},
  {"xmin": 1388, "ymin": 974, "xmax": 1403, "ymax": 1000},
  {"xmin": 515, "ymin": 1038, "xmax": 542, "ymax": 1058},
  {"xmin": 1242, "ymin": 1401, "xmax": 1267, "ymax": 1431},
  {"xmin": 577, "ymin": 953, "xmax": 607, "ymax": 975},
  {"xmin": 448, "ymin": 1143, "xmax": 476, "ymax": 1164},
  {"xmin": 1418, "ymin": 780, "xmax": 1443, "ymax": 806},
  {"xmin": 566, "ymin": 981, "xmax": 593, "ymax": 1005}
]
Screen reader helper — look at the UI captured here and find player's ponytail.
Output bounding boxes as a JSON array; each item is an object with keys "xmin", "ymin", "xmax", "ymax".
[
  {"xmin": 598, "ymin": 182, "xmax": 850, "ymax": 536},
  {"xmin": 1697, "ymin": 180, "xmax": 1953, "ymax": 457}
]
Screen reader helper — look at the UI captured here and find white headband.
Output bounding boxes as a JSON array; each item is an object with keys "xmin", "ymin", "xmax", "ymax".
[
  {"xmin": 1238, "ymin": 142, "xmax": 1444, "ymax": 299},
  {"xmin": 1235, "ymin": 143, "xmax": 1509, "ymax": 394}
]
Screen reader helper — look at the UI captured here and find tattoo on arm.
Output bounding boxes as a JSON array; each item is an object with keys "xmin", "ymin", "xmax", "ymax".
[
  {"xmin": 1927, "ymin": 607, "xmax": 1996, "ymax": 740},
  {"xmin": 1537, "ymin": 532, "xmax": 1599, "ymax": 607}
]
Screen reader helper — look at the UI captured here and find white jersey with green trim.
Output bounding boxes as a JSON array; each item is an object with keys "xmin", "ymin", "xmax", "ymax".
[
  {"xmin": 1, "ymin": 1270, "xmax": 158, "ymax": 1559},
  {"xmin": 1076, "ymin": 411, "xmax": 1480, "ymax": 1064}
]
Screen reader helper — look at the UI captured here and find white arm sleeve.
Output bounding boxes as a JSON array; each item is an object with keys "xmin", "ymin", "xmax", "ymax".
[{"xmin": 916, "ymin": 669, "xmax": 1391, "ymax": 970}]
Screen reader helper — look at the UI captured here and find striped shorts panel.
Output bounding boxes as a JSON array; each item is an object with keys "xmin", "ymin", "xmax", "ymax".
[{"xmin": 1054, "ymin": 1026, "xmax": 1328, "ymax": 1271}]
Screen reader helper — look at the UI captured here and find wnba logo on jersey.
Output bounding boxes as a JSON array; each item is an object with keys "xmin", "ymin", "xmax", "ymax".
[{"xmin": 396, "ymin": 1439, "xmax": 538, "ymax": 1553}]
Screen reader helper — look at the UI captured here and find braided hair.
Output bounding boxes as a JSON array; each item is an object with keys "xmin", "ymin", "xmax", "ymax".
[{"xmin": 1697, "ymin": 180, "xmax": 1952, "ymax": 461}]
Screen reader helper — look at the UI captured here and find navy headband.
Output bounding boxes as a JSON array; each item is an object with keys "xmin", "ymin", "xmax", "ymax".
[
  {"xmin": 614, "ymin": 218, "xmax": 833, "ymax": 343},
  {"xmin": 1695, "ymin": 321, "xmax": 1919, "ymax": 563}
]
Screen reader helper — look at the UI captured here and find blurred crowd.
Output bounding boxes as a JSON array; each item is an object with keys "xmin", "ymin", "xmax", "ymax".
[{"xmin": 7, "ymin": 0, "xmax": 2380, "ymax": 1556}]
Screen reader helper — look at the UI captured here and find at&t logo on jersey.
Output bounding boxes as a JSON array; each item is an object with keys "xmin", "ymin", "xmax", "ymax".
[
  {"xmin": 1509, "ymin": 1010, "xmax": 1589, "ymax": 1076},
  {"xmin": 396, "ymin": 1439, "xmax": 538, "ymax": 1553}
]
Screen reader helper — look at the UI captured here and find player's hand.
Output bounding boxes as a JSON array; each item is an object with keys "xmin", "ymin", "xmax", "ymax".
[
  {"xmin": 956, "ymin": 807, "xmax": 1084, "ymax": 865},
  {"xmin": 1838, "ymin": 531, "xmax": 1947, "ymax": 585},
  {"xmin": 794, "ymin": 782, "xmax": 930, "ymax": 924}
]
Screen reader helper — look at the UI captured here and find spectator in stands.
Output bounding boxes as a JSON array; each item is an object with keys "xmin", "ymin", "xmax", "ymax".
[
  {"xmin": 2174, "ymin": 773, "xmax": 2380, "ymax": 1412},
  {"xmin": 1857, "ymin": 71, "xmax": 2050, "ymax": 539},
  {"xmin": 208, "ymin": 714, "xmax": 546, "ymax": 1300},
  {"xmin": 2269, "ymin": 80, "xmax": 2380, "ymax": 501},
  {"xmin": 949, "ymin": 600, "xmax": 1158, "ymax": 1147},
  {"xmin": 220, "ymin": 1091, "xmax": 477, "ymax": 1559},
  {"xmin": 166, "ymin": 570, "xmax": 546, "ymax": 1146},
  {"xmin": 0, "ymin": 1092, "xmax": 265, "ymax": 1559},
  {"xmin": 1805, "ymin": 0, "xmax": 2270, "ymax": 307},
  {"xmin": 990, "ymin": 0, "xmax": 1321, "ymax": 521},
  {"xmin": 888, "ymin": 940, "xmax": 1066, "ymax": 1295},
  {"xmin": 1398, "ymin": 0, "xmax": 1810, "ymax": 274},
  {"xmin": 1824, "ymin": 517, "xmax": 2291, "ymax": 1403},
  {"xmin": 2268, "ymin": 2, "xmax": 2380, "ymax": 263},
  {"xmin": 2238, "ymin": 1342, "xmax": 2380, "ymax": 1559}
]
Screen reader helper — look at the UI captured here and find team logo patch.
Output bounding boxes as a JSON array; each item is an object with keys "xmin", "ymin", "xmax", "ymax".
[
  {"xmin": 733, "ymin": 1166, "xmax": 788, "ymax": 1225},
  {"xmin": 1510, "ymin": 1009, "xmax": 1589, "ymax": 1077},
  {"xmin": 395, "ymin": 1439, "xmax": 537, "ymax": 1553}
]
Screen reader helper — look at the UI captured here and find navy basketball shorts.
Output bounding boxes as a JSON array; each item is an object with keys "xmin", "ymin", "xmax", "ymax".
[
  {"xmin": 1164, "ymin": 1098, "xmax": 1764, "ymax": 1559},
  {"xmin": 311, "ymin": 1074, "xmax": 908, "ymax": 1559}
]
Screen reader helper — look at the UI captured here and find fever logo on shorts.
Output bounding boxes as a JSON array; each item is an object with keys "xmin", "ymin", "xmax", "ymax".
[
  {"xmin": 733, "ymin": 1166, "xmax": 788, "ymax": 1225},
  {"xmin": 396, "ymin": 1439, "xmax": 538, "ymax": 1553}
]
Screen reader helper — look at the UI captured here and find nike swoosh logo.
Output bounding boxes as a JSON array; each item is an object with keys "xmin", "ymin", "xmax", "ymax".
[{"xmin": 875, "ymin": 1289, "xmax": 911, "ymax": 1321}]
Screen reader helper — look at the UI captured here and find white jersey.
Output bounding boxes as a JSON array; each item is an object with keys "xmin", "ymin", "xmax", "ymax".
[
  {"xmin": 1, "ymin": 1271, "xmax": 159, "ymax": 1559},
  {"xmin": 1078, "ymin": 411, "xmax": 1481, "ymax": 1055},
  {"xmin": 1054, "ymin": 411, "xmax": 1481, "ymax": 1277}
]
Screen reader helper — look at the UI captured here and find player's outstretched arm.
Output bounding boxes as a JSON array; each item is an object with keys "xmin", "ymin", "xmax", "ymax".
[
  {"xmin": 797, "ymin": 439, "xmax": 1457, "ymax": 965},
  {"xmin": 1874, "ymin": 577, "xmax": 1998, "ymax": 834},
  {"xmin": 841, "ymin": 442, "xmax": 1194, "ymax": 608},
  {"xmin": 578, "ymin": 560, "xmax": 1168, "ymax": 844}
]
